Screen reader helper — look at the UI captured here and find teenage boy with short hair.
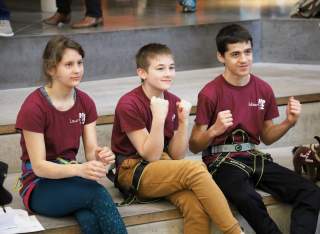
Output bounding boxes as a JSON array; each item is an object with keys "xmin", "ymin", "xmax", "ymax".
[
  {"xmin": 111, "ymin": 43, "xmax": 243, "ymax": 234},
  {"xmin": 189, "ymin": 24, "xmax": 320, "ymax": 234}
]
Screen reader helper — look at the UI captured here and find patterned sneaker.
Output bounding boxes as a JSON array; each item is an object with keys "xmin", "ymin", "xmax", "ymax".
[
  {"xmin": 0, "ymin": 20, "xmax": 14, "ymax": 37},
  {"xmin": 179, "ymin": 0, "xmax": 197, "ymax": 13}
]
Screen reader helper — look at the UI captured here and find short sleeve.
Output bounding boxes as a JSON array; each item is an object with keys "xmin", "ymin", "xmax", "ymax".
[
  {"xmin": 116, "ymin": 101, "xmax": 146, "ymax": 133},
  {"xmin": 16, "ymin": 100, "xmax": 45, "ymax": 133},
  {"xmin": 264, "ymin": 87, "xmax": 279, "ymax": 121},
  {"xmin": 195, "ymin": 92, "xmax": 215, "ymax": 125},
  {"xmin": 84, "ymin": 95, "xmax": 98, "ymax": 125}
]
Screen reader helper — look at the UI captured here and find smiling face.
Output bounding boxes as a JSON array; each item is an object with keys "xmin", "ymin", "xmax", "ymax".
[
  {"xmin": 49, "ymin": 48, "xmax": 84, "ymax": 89},
  {"xmin": 138, "ymin": 54, "xmax": 175, "ymax": 97},
  {"xmin": 217, "ymin": 41, "xmax": 253, "ymax": 84}
]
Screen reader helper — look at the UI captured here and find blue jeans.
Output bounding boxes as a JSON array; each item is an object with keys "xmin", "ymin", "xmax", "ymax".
[
  {"xmin": 179, "ymin": 0, "xmax": 196, "ymax": 8},
  {"xmin": 29, "ymin": 177, "xmax": 127, "ymax": 234},
  {"xmin": 0, "ymin": 0, "xmax": 10, "ymax": 20},
  {"xmin": 56, "ymin": 0, "xmax": 102, "ymax": 18}
]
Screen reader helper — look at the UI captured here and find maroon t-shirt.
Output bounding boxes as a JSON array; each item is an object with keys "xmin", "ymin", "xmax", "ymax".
[
  {"xmin": 195, "ymin": 74, "xmax": 279, "ymax": 165},
  {"xmin": 111, "ymin": 86, "xmax": 180, "ymax": 156},
  {"xmin": 16, "ymin": 88, "xmax": 98, "ymax": 162}
]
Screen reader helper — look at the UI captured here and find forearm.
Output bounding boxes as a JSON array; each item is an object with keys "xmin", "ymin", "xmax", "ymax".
[
  {"xmin": 189, "ymin": 128, "xmax": 215, "ymax": 154},
  {"xmin": 84, "ymin": 147, "xmax": 97, "ymax": 161},
  {"xmin": 261, "ymin": 119, "xmax": 293, "ymax": 145},
  {"xmin": 168, "ymin": 120, "xmax": 189, "ymax": 159},
  {"xmin": 140, "ymin": 120, "xmax": 165, "ymax": 162},
  {"xmin": 32, "ymin": 160, "xmax": 80, "ymax": 179}
]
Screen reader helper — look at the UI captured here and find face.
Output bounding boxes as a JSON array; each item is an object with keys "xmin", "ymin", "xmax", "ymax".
[
  {"xmin": 49, "ymin": 48, "xmax": 84, "ymax": 88},
  {"xmin": 138, "ymin": 54, "xmax": 175, "ymax": 94},
  {"xmin": 217, "ymin": 41, "xmax": 253, "ymax": 80}
]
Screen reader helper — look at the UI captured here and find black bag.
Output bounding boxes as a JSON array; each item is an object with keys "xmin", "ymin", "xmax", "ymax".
[
  {"xmin": 0, "ymin": 161, "xmax": 12, "ymax": 206},
  {"xmin": 291, "ymin": 0, "xmax": 320, "ymax": 18}
]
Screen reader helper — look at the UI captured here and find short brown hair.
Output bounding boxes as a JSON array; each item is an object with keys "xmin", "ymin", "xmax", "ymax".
[
  {"xmin": 216, "ymin": 24, "xmax": 253, "ymax": 55},
  {"xmin": 135, "ymin": 43, "xmax": 173, "ymax": 70},
  {"xmin": 42, "ymin": 36, "xmax": 84, "ymax": 85}
]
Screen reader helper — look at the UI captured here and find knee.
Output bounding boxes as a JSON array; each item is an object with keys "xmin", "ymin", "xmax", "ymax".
[
  {"xmin": 184, "ymin": 160, "xmax": 208, "ymax": 174},
  {"xmin": 301, "ymin": 186, "xmax": 320, "ymax": 210},
  {"xmin": 92, "ymin": 184, "xmax": 113, "ymax": 201},
  {"xmin": 173, "ymin": 191, "xmax": 208, "ymax": 219},
  {"xmin": 229, "ymin": 190, "xmax": 262, "ymax": 209}
]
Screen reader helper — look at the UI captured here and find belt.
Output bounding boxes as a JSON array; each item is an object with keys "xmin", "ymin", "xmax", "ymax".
[{"xmin": 210, "ymin": 143, "xmax": 256, "ymax": 154}]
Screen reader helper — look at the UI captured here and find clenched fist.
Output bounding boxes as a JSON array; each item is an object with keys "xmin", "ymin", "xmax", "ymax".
[
  {"xmin": 150, "ymin": 96, "xmax": 169, "ymax": 122},
  {"xmin": 209, "ymin": 110, "xmax": 233, "ymax": 137},
  {"xmin": 177, "ymin": 99, "xmax": 192, "ymax": 122}
]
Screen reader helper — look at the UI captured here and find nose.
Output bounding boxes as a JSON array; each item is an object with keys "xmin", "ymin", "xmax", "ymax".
[
  {"xmin": 73, "ymin": 63, "xmax": 82, "ymax": 73},
  {"xmin": 165, "ymin": 67, "xmax": 175, "ymax": 76},
  {"xmin": 239, "ymin": 53, "xmax": 247, "ymax": 63}
]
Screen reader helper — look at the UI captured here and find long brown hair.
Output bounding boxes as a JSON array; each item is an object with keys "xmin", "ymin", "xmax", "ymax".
[{"xmin": 42, "ymin": 36, "xmax": 84, "ymax": 86}]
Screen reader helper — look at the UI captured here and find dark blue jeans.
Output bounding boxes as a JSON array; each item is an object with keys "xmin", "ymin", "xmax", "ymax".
[
  {"xmin": 30, "ymin": 177, "xmax": 127, "ymax": 234},
  {"xmin": 56, "ymin": 0, "xmax": 102, "ymax": 18},
  {"xmin": 0, "ymin": 0, "xmax": 10, "ymax": 20}
]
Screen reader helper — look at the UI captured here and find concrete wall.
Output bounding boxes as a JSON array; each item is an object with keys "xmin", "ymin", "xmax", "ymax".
[
  {"xmin": 261, "ymin": 19, "xmax": 320, "ymax": 65},
  {"xmin": 0, "ymin": 20, "xmax": 261, "ymax": 89}
]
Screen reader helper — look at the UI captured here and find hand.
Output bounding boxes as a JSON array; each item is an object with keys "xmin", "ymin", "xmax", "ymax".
[
  {"xmin": 176, "ymin": 99, "xmax": 192, "ymax": 123},
  {"xmin": 95, "ymin": 146, "xmax": 115, "ymax": 165},
  {"xmin": 78, "ymin": 160, "xmax": 107, "ymax": 181},
  {"xmin": 209, "ymin": 110, "xmax": 233, "ymax": 137},
  {"xmin": 150, "ymin": 96, "xmax": 169, "ymax": 122},
  {"xmin": 286, "ymin": 96, "xmax": 301, "ymax": 126}
]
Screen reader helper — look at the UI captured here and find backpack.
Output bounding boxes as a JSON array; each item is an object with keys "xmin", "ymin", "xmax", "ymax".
[{"xmin": 291, "ymin": 0, "xmax": 320, "ymax": 18}]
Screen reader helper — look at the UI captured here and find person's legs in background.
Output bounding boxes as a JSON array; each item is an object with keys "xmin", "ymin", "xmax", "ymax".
[
  {"xmin": 43, "ymin": 0, "xmax": 71, "ymax": 26},
  {"xmin": 179, "ymin": 0, "xmax": 197, "ymax": 13},
  {"xmin": 0, "ymin": 0, "xmax": 13, "ymax": 37},
  {"xmin": 71, "ymin": 0, "xmax": 102, "ymax": 29}
]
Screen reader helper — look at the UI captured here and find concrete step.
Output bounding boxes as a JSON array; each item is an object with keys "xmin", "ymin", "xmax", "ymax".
[
  {"xmin": 3, "ymin": 146, "xmax": 307, "ymax": 234},
  {"xmin": 1, "ymin": 18, "xmax": 320, "ymax": 89}
]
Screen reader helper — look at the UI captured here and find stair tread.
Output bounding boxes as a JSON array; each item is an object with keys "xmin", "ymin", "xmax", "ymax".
[{"xmin": 1, "ymin": 63, "xmax": 320, "ymax": 126}]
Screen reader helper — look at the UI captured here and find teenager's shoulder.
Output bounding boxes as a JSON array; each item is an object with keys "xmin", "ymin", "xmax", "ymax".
[
  {"xmin": 115, "ymin": 87, "xmax": 143, "ymax": 112},
  {"xmin": 21, "ymin": 88, "xmax": 45, "ymax": 109},
  {"xmin": 118, "ymin": 86, "xmax": 143, "ymax": 103},
  {"xmin": 199, "ymin": 75, "xmax": 223, "ymax": 95},
  {"xmin": 250, "ymin": 74, "xmax": 274, "ymax": 91},
  {"xmin": 17, "ymin": 88, "xmax": 46, "ymax": 125},
  {"xmin": 75, "ymin": 88, "xmax": 94, "ymax": 101}
]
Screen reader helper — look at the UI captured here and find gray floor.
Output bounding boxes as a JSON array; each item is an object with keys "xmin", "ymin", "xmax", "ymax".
[{"xmin": 7, "ymin": 0, "xmax": 297, "ymax": 36}]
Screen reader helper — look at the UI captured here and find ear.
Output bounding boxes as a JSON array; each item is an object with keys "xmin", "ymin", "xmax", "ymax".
[
  {"xmin": 137, "ymin": 68, "xmax": 148, "ymax": 82},
  {"xmin": 47, "ymin": 66, "xmax": 56, "ymax": 78},
  {"xmin": 217, "ymin": 52, "xmax": 225, "ymax": 64}
]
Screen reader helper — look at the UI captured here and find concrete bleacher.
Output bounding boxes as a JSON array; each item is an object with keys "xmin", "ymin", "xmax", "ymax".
[
  {"xmin": 1, "ymin": 62, "xmax": 320, "ymax": 233},
  {"xmin": 1, "ymin": 0, "xmax": 320, "ymax": 231}
]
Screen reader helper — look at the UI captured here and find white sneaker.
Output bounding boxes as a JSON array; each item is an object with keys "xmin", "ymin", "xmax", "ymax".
[{"xmin": 0, "ymin": 20, "xmax": 14, "ymax": 37}]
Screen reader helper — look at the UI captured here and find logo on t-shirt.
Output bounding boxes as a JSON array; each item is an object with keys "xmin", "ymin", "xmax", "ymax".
[
  {"xmin": 79, "ymin": 112, "xmax": 86, "ymax": 125},
  {"xmin": 172, "ymin": 114, "xmax": 176, "ymax": 122},
  {"xmin": 248, "ymin": 98, "xmax": 266, "ymax": 110}
]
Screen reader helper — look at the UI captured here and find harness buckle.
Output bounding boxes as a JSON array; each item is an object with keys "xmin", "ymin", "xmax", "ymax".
[{"xmin": 235, "ymin": 144, "xmax": 242, "ymax": 152}]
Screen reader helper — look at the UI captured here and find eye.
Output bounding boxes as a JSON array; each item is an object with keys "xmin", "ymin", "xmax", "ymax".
[
  {"xmin": 65, "ymin": 62, "xmax": 73, "ymax": 68},
  {"xmin": 231, "ymin": 52, "xmax": 239, "ymax": 58},
  {"xmin": 245, "ymin": 49, "xmax": 252, "ymax": 55},
  {"xmin": 78, "ymin": 60, "xmax": 83, "ymax": 65},
  {"xmin": 170, "ymin": 65, "xmax": 175, "ymax": 70},
  {"xmin": 157, "ymin": 67, "xmax": 165, "ymax": 71}
]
